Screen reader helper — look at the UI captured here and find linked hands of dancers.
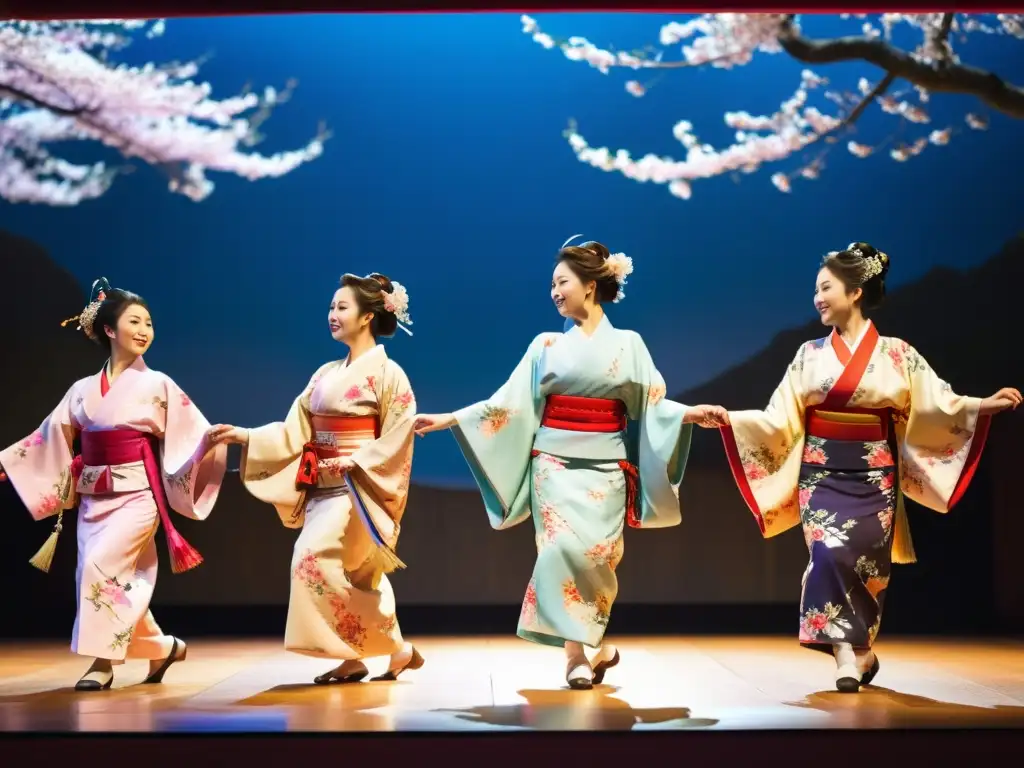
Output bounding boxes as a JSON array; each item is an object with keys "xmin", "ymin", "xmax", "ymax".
[
  {"xmin": 981, "ymin": 387, "xmax": 1022, "ymax": 415},
  {"xmin": 413, "ymin": 413, "xmax": 456, "ymax": 436},
  {"xmin": 685, "ymin": 404, "xmax": 730, "ymax": 428},
  {"xmin": 206, "ymin": 424, "xmax": 250, "ymax": 447}
]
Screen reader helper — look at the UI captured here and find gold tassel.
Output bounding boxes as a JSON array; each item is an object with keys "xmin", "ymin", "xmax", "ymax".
[
  {"xmin": 376, "ymin": 543, "xmax": 407, "ymax": 574},
  {"xmin": 891, "ymin": 489, "xmax": 917, "ymax": 565},
  {"xmin": 29, "ymin": 511, "xmax": 63, "ymax": 573}
]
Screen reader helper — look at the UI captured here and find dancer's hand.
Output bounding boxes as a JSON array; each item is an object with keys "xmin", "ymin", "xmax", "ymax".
[
  {"xmin": 981, "ymin": 387, "xmax": 1022, "ymax": 415},
  {"xmin": 685, "ymin": 404, "xmax": 729, "ymax": 428},
  {"xmin": 206, "ymin": 424, "xmax": 250, "ymax": 446},
  {"xmin": 413, "ymin": 413, "xmax": 456, "ymax": 436}
]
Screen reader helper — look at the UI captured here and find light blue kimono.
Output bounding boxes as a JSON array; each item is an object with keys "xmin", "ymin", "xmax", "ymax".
[{"xmin": 452, "ymin": 315, "xmax": 693, "ymax": 648}]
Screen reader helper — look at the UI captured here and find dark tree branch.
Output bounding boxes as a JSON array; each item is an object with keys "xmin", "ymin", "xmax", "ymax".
[
  {"xmin": 776, "ymin": 15, "xmax": 1024, "ymax": 118},
  {"xmin": 842, "ymin": 71, "xmax": 897, "ymax": 130},
  {"xmin": 937, "ymin": 12, "xmax": 955, "ymax": 46}
]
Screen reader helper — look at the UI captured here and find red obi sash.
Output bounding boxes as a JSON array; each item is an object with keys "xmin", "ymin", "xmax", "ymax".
[
  {"xmin": 537, "ymin": 394, "xmax": 641, "ymax": 528},
  {"xmin": 805, "ymin": 407, "xmax": 892, "ymax": 442},
  {"xmin": 296, "ymin": 415, "xmax": 381, "ymax": 489},
  {"xmin": 542, "ymin": 394, "xmax": 626, "ymax": 433},
  {"xmin": 71, "ymin": 428, "xmax": 202, "ymax": 574}
]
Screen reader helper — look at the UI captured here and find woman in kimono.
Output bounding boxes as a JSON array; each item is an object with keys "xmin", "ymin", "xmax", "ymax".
[
  {"xmin": 707, "ymin": 243, "xmax": 1020, "ymax": 693},
  {"xmin": 0, "ymin": 279, "xmax": 228, "ymax": 691},
  {"xmin": 414, "ymin": 238, "xmax": 722, "ymax": 690},
  {"xmin": 206, "ymin": 273, "xmax": 421, "ymax": 685}
]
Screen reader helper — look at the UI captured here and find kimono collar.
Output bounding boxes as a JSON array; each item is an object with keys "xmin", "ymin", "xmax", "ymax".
[
  {"xmin": 830, "ymin": 320, "xmax": 874, "ymax": 357},
  {"xmin": 102, "ymin": 355, "xmax": 148, "ymax": 381},
  {"xmin": 344, "ymin": 343, "xmax": 387, "ymax": 369},
  {"xmin": 566, "ymin": 313, "xmax": 612, "ymax": 340}
]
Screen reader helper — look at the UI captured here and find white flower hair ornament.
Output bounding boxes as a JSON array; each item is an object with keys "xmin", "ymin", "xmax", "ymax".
[
  {"xmin": 382, "ymin": 280, "xmax": 413, "ymax": 336},
  {"xmin": 61, "ymin": 277, "xmax": 111, "ymax": 340},
  {"xmin": 604, "ymin": 252, "xmax": 634, "ymax": 303}
]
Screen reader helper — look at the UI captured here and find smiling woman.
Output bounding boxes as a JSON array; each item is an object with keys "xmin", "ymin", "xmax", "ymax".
[
  {"xmin": 206, "ymin": 271, "xmax": 422, "ymax": 687},
  {"xmin": 0, "ymin": 278, "xmax": 228, "ymax": 692},
  {"xmin": 92, "ymin": 289, "xmax": 156, "ymax": 357},
  {"xmin": 413, "ymin": 235, "xmax": 725, "ymax": 691},
  {"xmin": 716, "ymin": 241, "xmax": 1021, "ymax": 694}
]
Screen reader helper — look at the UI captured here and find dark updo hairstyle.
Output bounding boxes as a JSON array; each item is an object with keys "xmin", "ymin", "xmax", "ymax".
[
  {"xmin": 92, "ymin": 289, "xmax": 151, "ymax": 353},
  {"xmin": 555, "ymin": 240, "xmax": 620, "ymax": 304},
  {"xmin": 820, "ymin": 241, "xmax": 891, "ymax": 312},
  {"xmin": 340, "ymin": 272, "xmax": 399, "ymax": 339}
]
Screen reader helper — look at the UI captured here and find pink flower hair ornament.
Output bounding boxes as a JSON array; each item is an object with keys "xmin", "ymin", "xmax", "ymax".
[{"xmin": 381, "ymin": 280, "xmax": 413, "ymax": 336}]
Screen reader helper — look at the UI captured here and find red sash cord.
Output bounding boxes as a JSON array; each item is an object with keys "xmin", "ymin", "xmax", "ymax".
[
  {"xmin": 530, "ymin": 448, "xmax": 641, "ymax": 529},
  {"xmin": 537, "ymin": 395, "xmax": 638, "ymax": 523},
  {"xmin": 297, "ymin": 415, "xmax": 381, "ymax": 490}
]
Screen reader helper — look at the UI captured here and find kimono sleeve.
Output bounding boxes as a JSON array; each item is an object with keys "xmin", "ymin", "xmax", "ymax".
[
  {"xmin": 719, "ymin": 344, "xmax": 808, "ymax": 537},
  {"xmin": 623, "ymin": 332, "xmax": 692, "ymax": 529},
  {"xmin": 345, "ymin": 359, "xmax": 416, "ymax": 550},
  {"xmin": 239, "ymin": 364, "xmax": 326, "ymax": 526},
  {"xmin": 158, "ymin": 376, "xmax": 228, "ymax": 522},
  {"xmin": 896, "ymin": 343, "xmax": 987, "ymax": 513},
  {"xmin": 0, "ymin": 383, "xmax": 80, "ymax": 521},
  {"xmin": 450, "ymin": 333, "xmax": 551, "ymax": 531}
]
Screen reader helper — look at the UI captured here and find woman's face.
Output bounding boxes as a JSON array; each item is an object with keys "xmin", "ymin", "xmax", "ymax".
[
  {"xmin": 105, "ymin": 303, "xmax": 153, "ymax": 357},
  {"xmin": 814, "ymin": 267, "xmax": 860, "ymax": 327},
  {"xmin": 551, "ymin": 261, "xmax": 593, "ymax": 319},
  {"xmin": 328, "ymin": 286, "xmax": 372, "ymax": 342}
]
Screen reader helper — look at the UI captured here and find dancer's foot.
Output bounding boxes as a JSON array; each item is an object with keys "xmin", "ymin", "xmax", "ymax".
[
  {"xmin": 590, "ymin": 643, "xmax": 620, "ymax": 686},
  {"xmin": 314, "ymin": 659, "xmax": 369, "ymax": 685},
  {"xmin": 75, "ymin": 659, "xmax": 114, "ymax": 692},
  {"xmin": 371, "ymin": 642, "xmax": 424, "ymax": 681},
  {"xmin": 143, "ymin": 637, "xmax": 187, "ymax": 684},
  {"xmin": 564, "ymin": 641, "xmax": 593, "ymax": 690},
  {"xmin": 856, "ymin": 649, "xmax": 880, "ymax": 687},
  {"xmin": 566, "ymin": 657, "xmax": 593, "ymax": 690},
  {"xmin": 833, "ymin": 642, "xmax": 861, "ymax": 693}
]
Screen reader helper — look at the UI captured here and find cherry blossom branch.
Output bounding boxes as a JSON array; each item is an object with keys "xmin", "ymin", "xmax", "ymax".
[
  {"xmin": 524, "ymin": 13, "xmax": 1011, "ymax": 200},
  {"xmin": 775, "ymin": 16, "xmax": 1024, "ymax": 119},
  {"xmin": 0, "ymin": 19, "xmax": 327, "ymax": 206}
]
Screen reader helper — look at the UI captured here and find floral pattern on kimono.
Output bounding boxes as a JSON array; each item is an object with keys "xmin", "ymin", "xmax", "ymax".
[
  {"xmin": 240, "ymin": 345, "xmax": 415, "ymax": 660},
  {"xmin": 450, "ymin": 315, "xmax": 693, "ymax": 648},
  {"xmin": 720, "ymin": 321, "xmax": 987, "ymax": 651},
  {"xmin": 0, "ymin": 357, "xmax": 227, "ymax": 661},
  {"xmin": 721, "ymin": 322, "xmax": 988, "ymax": 540}
]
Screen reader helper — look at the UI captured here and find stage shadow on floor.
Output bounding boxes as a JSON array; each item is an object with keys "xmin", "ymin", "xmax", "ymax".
[
  {"xmin": 236, "ymin": 681, "xmax": 404, "ymax": 730},
  {"xmin": 431, "ymin": 686, "xmax": 718, "ymax": 731},
  {"xmin": 784, "ymin": 686, "xmax": 1024, "ymax": 728}
]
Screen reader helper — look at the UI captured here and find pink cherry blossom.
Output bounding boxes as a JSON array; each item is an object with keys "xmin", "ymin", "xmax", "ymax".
[
  {"xmin": 625, "ymin": 81, "xmax": 646, "ymax": 98},
  {"xmin": 521, "ymin": 13, "xmax": 1023, "ymax": 200},
  {"xmin": 0, "ymin": 19, "xmax": 327, "ymax": 206}
]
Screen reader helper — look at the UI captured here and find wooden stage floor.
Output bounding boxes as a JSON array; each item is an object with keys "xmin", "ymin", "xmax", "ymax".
[{"xmin": 2, "ymin": 635, "xmax": 1024, "ymax": 734}]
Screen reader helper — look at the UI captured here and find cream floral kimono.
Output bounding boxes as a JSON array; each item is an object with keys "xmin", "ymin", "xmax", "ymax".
[
  {"xmin": 240, "ymin": 345, "xmax": 416, "ymax": 660},
  {"xmin": 721, "ymin": 321, "xmax": 988, "ymax": 649}
]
